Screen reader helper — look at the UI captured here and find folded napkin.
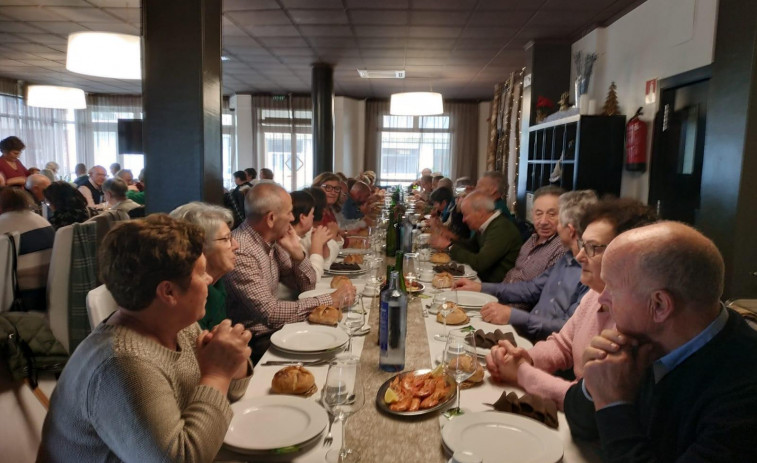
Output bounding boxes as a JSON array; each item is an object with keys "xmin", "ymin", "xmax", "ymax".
[
  {"xmin": 490, "ymin": 391, "xmax": 559, "ymax": 429},
  {"xmin": 466, "ymin": 329, "xmax": 516, "ymax": 350}
]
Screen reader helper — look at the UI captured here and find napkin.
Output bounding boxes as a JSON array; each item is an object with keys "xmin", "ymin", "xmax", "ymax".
[
  {"xmin": 490, "ymin": 391, "xmax": 559, "ymax": 429},
  {"xmin": 466, "ymin": 329, "xmax": 517, "ymax": 350}
]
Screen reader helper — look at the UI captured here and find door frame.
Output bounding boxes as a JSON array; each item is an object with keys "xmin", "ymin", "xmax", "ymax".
[{"xmin": 649, "ymin": 65, "xmax": 712, "ymax": 216}]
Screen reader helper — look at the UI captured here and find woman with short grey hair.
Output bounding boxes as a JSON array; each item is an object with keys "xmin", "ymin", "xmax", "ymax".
[{"xmin": 170, "ymin": 201, "xmax": 239, "ymax": 330}]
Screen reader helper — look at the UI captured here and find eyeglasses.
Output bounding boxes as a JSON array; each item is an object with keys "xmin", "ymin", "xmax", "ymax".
[
  {"xmin": 321, "ymin": 184, "xmax": 341, "ymax": 193},
  {"xmin": 577, "ymin": 238, "xmax": 608, "ymax": 258},
  {"xmin": 214, "ymin": 234, "xmax": 233, "ymax": 246}
]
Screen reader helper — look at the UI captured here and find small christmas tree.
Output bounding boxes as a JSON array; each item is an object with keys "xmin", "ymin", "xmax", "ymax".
[{"xmin": 602, "ymin": 82, "xmax": 620, "ymax": 116}]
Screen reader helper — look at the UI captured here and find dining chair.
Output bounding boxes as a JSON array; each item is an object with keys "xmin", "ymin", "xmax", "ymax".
[
  {"xmin": 0, "ymin": 232, "xmax": 19, "ymax": 312},
  {"xmin": 46, "ymin": 224, "xmax": 74, "ymax": 353},
  {"xmin": 86, "ymin": 284, "xmax": 118, "ymax": 329}
]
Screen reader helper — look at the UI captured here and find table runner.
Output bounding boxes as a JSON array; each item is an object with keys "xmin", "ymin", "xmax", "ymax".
[{"xmin": 346, "ymin": 295, "xmax": 447, "ymax": 462}]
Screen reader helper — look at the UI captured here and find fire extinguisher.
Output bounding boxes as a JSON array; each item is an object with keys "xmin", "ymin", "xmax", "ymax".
[{"xmin": 626, "ymin": 107, "xmax": 647, "ymax": 172}]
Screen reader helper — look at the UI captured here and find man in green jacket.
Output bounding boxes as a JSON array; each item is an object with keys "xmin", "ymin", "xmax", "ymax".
[{"xmin": 431, "ymin": 191, "xmax": 522, "ymax": 282}]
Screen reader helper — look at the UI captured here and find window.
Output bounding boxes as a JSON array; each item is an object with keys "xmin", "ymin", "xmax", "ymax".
[
  {"xmin": 255, "ymin": 97, "xmax": 313, "ymax": 191},
  {"xmin": 378, "ymin": 114, "xmax": 451, "ymax": 186}
]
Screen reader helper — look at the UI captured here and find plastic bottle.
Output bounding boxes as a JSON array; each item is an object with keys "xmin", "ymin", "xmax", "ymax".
[{"xmin": 379, "ymin": 271, "xmax": 407, "ymax": 372}]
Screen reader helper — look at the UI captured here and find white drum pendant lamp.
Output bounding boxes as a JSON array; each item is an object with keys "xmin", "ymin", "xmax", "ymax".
[
  {"xmin": 27, "ymin": 85, "xmax": 86, "ymax": 109},
  {"xmin": 66, "ymin": 32, "xmax": 141, "ymax": 80},
  {"xmin": 390, "ymin": 92, "xmax": 444, "ymax": 116}
]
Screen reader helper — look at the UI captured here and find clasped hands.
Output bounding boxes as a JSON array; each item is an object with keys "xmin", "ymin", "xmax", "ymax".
[
  {"xmin": 196, "ymin": 320, "xmax": 252, "ymax": 386},
  {"xmin": 485, "ymin": 339, "xmax": 532, "ymax": 385},
  {"xmin": 581, "ymin": 329, "xmax": 660, "ymax": 410}
]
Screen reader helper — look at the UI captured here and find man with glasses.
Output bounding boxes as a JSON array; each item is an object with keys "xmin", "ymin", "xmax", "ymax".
[
  {"xmin": 77, "ymin": 165, "xmax": 108, "ymax": 208},
  {"xmin": 455, "ymin": 190, "xmax": 597, "ymax": 342}
]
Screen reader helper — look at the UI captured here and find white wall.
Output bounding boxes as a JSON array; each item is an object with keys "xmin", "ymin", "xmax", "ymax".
[
  {"xmin": 572, "ymin": 0, "xmax": 718, "ymax": 202},
  {"xmin": 333, "ymin": 96, "xmax": 366, "ymax": 176}
]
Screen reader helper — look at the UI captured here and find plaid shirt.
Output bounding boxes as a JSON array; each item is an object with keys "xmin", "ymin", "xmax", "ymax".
[
  {"xmin": 503, "ymin": 233, "xmax": 565, "ymax": 284},
  {"xmin": 225, "ymin": 221, "xmax": 332, "ymax": 337}
]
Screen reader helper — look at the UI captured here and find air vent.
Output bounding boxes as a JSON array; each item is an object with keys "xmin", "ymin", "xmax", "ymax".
[{"xmin": 357, "ymin": 69, "xmax": 405, "ymax": 79}]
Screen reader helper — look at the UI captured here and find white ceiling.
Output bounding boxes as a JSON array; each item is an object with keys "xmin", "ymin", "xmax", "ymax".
[{"xmin": 0, "ymin": 0, "xmax": 645, "ymax": 99}]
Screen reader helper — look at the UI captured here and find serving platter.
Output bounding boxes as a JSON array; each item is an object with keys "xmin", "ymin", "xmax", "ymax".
[{"xmin": 375, "ymin": 368, "xmax": 456, "ymax": 417}]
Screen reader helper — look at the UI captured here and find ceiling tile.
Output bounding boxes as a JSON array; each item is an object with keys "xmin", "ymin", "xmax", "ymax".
[
  {"xmin": 244, "ymin": 24, "xmax": 300, "ymax": 37},
  {"xmin": 354, "ymin": 26, "xmax": 407, "ymax": 38},
  {"xmin": 268, "ymin": 47, "xmax": 315, "ymax": 57},
  {"xmin": 528, "ymin": 10, "xmax": 594, "ymax": 27},
  {"xmin": 460, "ymin": 26, "xmax": 518, "ymax": 38},
  {"xmin": 226, "ymin": 10, "xmax": 291, "ymax": 26},
  {"xmin": 86, "ymin": 0, "xmax": 141, "ymax": 7},
  {"xmin": 288, "ymin": 9, "xmax": 349, "ymax": 25},
  {"xmin": 14, "ymin": 33, "xmax": 67, "ymax": 45},
  {"xmin": 468, "ymin": 10, "xmax": 535, "ymax": 26},
  {"xmin": 0, "ymin": 6, "xmax": 67, "ymax": 21},
  {"xmin": 477, "ymin": 0, "xmax": 544, "ymax": 10},
  {"xmin": 81, "ymin": 22, "xmax": 139, "ymax": 34},
  {"xmin": 407, "ymin": 27, "xmax": 462, "ymax": 38},
  {"xmin": 223, "ymin": 0, "xmax": 279, "ymax": 11},
  {"xmin": 406, "ymin": 48, "xmax": 449, "ymax": 58},
  {"xmin": 0, "ymin": 21, "xmax": 45, "ymax": 33},
  {"xmin": 27, "ymin": 20, "xmax": 87, "ymax": 34},
  {"xmin": 357, "ymin": 37, "xmax": 407, "ymax": 48},
  {"xmin": 298, "ymin": 25, "xmax": 353, "ymax": 37},
  {"xmin": 223, "ymin": 35, "xmax": 262, "ymax": 47},
  {"xmin": 310, "ymin": 37, "xmax": 358, "ymax": 48},
  {"xmin": 103, "ymin": 7, "xmax": 139, "ymax": 23},
  {"xmin": 541, "ymin": 0, "xmax": 612, "ymax": 11},
  {"xmin": 410, "ymin": 0, "xmax": 477, "ymax": 9},
  {"xmin": 409, "ymin": 11, "xmax": 469, "ymax": 26},
  {"xmin": 47, "ymin": 7, "xmax": 118, "ymax": 22},
  {"xmin": 281, "ymin": 0, "xmax": 343, "ymax": 8},
  {"xmin": 455, "ymin": 38, "xmax": 507, "ymax": 50},
  {"xmin": 257, "ymin": 36, "xmax": 309, "ymax": 48},
  {"xmin": 350, "ymin": 10, "xmax": 408, "ymax": 25},
  {"xmin": 405, "ymin": 38, "xmax": 456, "ymax": 49},
  {"xmin": 345, "ymin": 0, "xmax": 409, "ymax": 8}
]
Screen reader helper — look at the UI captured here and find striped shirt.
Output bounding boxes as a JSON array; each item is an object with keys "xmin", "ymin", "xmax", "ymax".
[{"xmin": 225, "ymin": 221, "xmax": 333, "ymax": 337}]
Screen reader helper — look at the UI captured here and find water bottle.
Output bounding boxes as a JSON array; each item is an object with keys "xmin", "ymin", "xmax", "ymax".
[{"xmin": 379, "ymin": 271, "xmax": 407, "ymax": 372}]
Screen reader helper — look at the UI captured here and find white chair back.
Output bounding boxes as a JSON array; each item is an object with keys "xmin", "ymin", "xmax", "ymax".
[
  {"xmin": 86, "ymin": 285, "xmax": 118, "ymax": 329},
  {"xmin": 46, "ymin": 225, "xmax": 74, "ymax": 353}
]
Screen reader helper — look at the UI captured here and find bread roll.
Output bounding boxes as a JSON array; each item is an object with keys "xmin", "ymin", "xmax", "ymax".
[
  {"xmin": 271, "ymin": 366, "xmax": 317, "ymax": 396},
  {"xmin": 461, "ymin": 362, "xmax": 485, "ymax": 389},
  {"xmin": 430, "ymin": 253, "xmax": 451, "ymax": 264},
  {"xmin": 436, "ymin": 304, "xmax": 469, "ymax": 325},
  {"xmin": 343, "ymin": 254, "xmax": 364, "ymax": 265},
  {"xmin": 432, "ymin": 272, "xmax": 454, "ymax": 289},
  {"xmin": 330, "ymin": 275, "xmax": 352, "ymax": 289},
  {"xmin": 308, "ymin": 305, "xmax": 342, "ymax": 326}
]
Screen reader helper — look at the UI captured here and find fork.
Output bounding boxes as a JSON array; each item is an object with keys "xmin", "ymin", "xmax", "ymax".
[
  {"xmin": 260, "ymin": 358, "xmax": 331, "ymax": 367},
  {"xmin": 322, "ymin": 412, "xmax": 336, "ymax": 447}
]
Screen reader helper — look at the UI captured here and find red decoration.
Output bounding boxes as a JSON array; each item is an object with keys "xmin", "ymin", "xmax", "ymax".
[{"xmin": 536, "ymin": 96, "xmax": 554, "ymax": 109}]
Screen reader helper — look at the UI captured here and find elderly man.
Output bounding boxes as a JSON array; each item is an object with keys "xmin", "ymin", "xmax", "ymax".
[
  {"xmin": 115, "ymin": 169, "xmax": 139, "ymax": 191},
  {"xmin": 225, "ymin": 182, "xmax": 356, "ymax": 363},
  {"xmin": 25, "ymin": 173, "xmax": 51, "ymax": 215},
  {"xmin": 432, "ymin": 191, "xmax": 521, "ymax": 283},
  {"xmin": 455, "ymin": 190, "xmax": 597, "ymax": 341},
  {"xmin": 563, "ymin": 222, "xmax": 757, "ymax": 462},
  {"xmin": 341, "ymin": 180, "xmax": 372, "ymax": 221},
  {"xmin": 476, "ymin": 170, "xmax": 515, "ymax": 223},
  {"xmin": 103, "ymin": 178, "xmax": 141, "ymax": 214},
  {"xmin": 502, "ymin": 186, "xmax": 566, "ymax": 285},
  {"xmin": 73, "ymin": 163, "xmax": 88, "ymax": 187},
  {"xmin": 78, "ymin": 165, "xmax": 107, "ymax": 207},
  {"xmin": 109, "ymin": 162, "xmax": 120, "ymax": 177}
]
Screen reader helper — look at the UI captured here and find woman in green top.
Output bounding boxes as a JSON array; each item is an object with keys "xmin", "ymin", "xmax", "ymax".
[{"xmin": 170, "ymin": 202, "xmax": 239, "ymax": 330}]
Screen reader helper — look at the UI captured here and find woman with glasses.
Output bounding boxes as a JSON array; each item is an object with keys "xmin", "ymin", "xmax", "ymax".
[
  {"xmin": 170, "ymin": 202, "xmax": 240, "ymax": 331},
  {"xmin": 312, "ymin": 172, "xmax": 343, "ymax": 232},
  {"xmin": 485, "ymin": 198, "xmax": 656, "ymax": 410}
]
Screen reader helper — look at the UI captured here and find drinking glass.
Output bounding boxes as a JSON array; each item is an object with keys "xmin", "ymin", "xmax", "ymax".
[
  {"xmin": 402, "ymin": 252, "xmax": 420, "ymax": 292},
  {"xmin": 433, "ymin": 291, "xmax": 458, "ymax": 342},
  {"xmin": 341, "ymin": 296, "xmax": 366, "ymax": 354},
  {"xmin": 443, "ymin": 329, "xmax": 477, "ymax": 418},
  {"xmin": 322, "ymin": 356, "xmax": 365, "ymax": 463}
]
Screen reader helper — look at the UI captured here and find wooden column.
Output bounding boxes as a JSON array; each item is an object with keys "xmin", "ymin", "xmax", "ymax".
[{"xmin": 142, "ymin": 0, "xmax": 223, "ymax": 213}]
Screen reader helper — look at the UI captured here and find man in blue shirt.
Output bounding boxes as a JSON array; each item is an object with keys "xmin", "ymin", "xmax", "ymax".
[
  {"xmin": 563, "ymin": 222, "xmax": 757, "ymax": 462},
  {"xmin": 340, "ymin": 180, "xmax": 371, "ymax": 221},
  {"xmin": 455, "ymin": 190, "xmax": 596, "ymax": 342}
]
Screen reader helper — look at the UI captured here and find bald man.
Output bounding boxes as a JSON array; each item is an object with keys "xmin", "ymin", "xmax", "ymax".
[
  {"xmin": 431, "ymin": 191, "xmax": 521, "ymax": 283},
  {"xmin": 225, "ymin": 182, "xmax": 355, "ymax": 363},
  {"xmin": 564, "ymin": 222, "xmax": 757, "ymax": 462},
  {"xmin": 78, "ymin": 165, "xmax": 107, "ymax": 207},
  {"xmin": 25, "ymin": 173, "xmax": 51, "ymax": 215}
]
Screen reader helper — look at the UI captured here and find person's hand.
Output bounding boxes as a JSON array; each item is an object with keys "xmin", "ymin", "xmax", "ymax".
[
  {"xmin": 485, "ymin": 343, "xmax": 526, "ymax": 384},
  {"xmin": 309, "ymin": 225, "xmax": 332, "ymax": 256},
  {"xmin": 498, "ymin": 339, "xmax": 533, "ymax": 366},
  {"xmin": 430, "ymin": 233, "xmax": 451, "ymax": 250},
  {"xmin": 330, "ymin": 283, "xmax": 356, "ymax": 308},
  {"xmin": 481, "ymin": 302, "xmax": 511, "ymax": 324},
  {"xmin": 580, "ymin": 329, "xmax": 629, "ymax": 368},
  {"xmin": 453, "ymin": 279, "xmax": 482, "ymax": 292},
  {"xmin": 582, "ymin": 331, "xmax": 659, "ymax": 409},
  {"xmin": 196, "ymin": 320, "xmax": 252, "ymax": 392},
  {"xmin": 277, "ymin": 225, "xmax": 305, "ymax": 260}
]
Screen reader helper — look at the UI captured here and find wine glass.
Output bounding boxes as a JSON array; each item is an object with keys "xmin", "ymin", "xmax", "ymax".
[
  {"xmin": 340, "ymin": 296, "xmax": 366, "ymax": 354},
  {"xmin": 433, "ymin": 291, "xmax": 458, "ymax": 342},
  {"xmin": 402, "ymin": 252, "xmax": 419, "ymax": 293},
  {"xmin": 443, "ymin": 329, "xmax": 477, "ymax": 418},
  {"xmin": 322, "ymin": 356, "xmax": 365, "ymax": 463}
]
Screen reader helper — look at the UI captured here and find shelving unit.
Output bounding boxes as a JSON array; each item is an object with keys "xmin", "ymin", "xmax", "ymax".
[{"xmin": 517, "ymin": 114, "xmax": 626, "ymax": 218}]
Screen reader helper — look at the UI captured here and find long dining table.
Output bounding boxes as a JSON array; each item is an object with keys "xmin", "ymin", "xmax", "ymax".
[{"xmin": 217, "ymin": 268, "xmax": 602, "ymax": 463}]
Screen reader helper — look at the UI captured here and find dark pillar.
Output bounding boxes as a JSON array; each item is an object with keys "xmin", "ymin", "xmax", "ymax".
[
  {"xmin": 312, "ymin": 63, "xmax": 334, "ymax": 175},
  {"xmin": 516, "ymin": 41, "xmax": 571, "ymax": 218},
  {"xmin": 142, "ymin": 0, "xmax": 223, "ymax": 213},
  {"xmin": 698, "ymin": 0, "xmax": 757, "ymax": 298}
]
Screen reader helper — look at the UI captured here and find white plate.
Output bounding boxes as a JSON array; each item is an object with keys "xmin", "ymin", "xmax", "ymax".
[
  {"xmin": 298, "ymin": 288, "xmax": 335, "ymax": 300},
  {"xmin": 225, "ymin": 396, "xmax": 328, "ymax": 453},
  {"xmin": 270, "ymin": 323, "xmax": 349, "ymax": 353},
  {"xmin": 435, "ymin": 291, "xmax": 497, "ymax": 309},
  {"xmin": 325, "ymin": 266, "xmax": 369, "ymax": 276},
  {"xmin": 441, "ymin": 411, "xmax": 563, "ymax": 463},
  {"xmin": 338, "ymin": 247, "xmax": 370, "ymax": 256}
]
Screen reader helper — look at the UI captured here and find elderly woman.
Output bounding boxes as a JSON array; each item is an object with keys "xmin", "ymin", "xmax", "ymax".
[
  {"xmin": 0, "ymin": 136, "xmax": 30, "ymax": 186},
  {"xmin": 43, "ymin": 180, "xmax": 91, "ymax": 230},
  {"xmin": 38, "ymin": 215, "xmax": 252, "ymax": 462},
  {"xmin": 312, "ymin": 171, "xmax": 342, "ymax": 230},
  {"xmin": 485, "ymin": 198, "xmax": 656, "ymax": 410},
  {"xmin": 170, "ymin": 202, "xmax": 240, "ymax": 331}
]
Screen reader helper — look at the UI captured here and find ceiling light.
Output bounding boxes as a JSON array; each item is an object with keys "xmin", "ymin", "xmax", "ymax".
[
  {"xmin": 27, "ymin": 85, "xmax": 86, "ymax": 109},
  {"xmin": 66, "ymin": 32, "xmax": 141, "ymax": 80},
  {"xmin": 390, "ymin": 92, "xmax": 444, "ymax": 116},
  {"xmin": 357, "ymin": 69, "xmax": 405, "ymax": 79}
]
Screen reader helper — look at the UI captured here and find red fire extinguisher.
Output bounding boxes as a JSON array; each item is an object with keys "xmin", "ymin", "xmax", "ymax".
[{"xmin": 626, "ymin": 107, "xmax": 647, "ymax": 172}]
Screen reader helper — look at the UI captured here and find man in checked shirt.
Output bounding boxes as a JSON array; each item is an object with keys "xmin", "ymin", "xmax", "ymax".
[{"xmin": 226, "ymin": 182, "xmax": 356, "ymax": 364}]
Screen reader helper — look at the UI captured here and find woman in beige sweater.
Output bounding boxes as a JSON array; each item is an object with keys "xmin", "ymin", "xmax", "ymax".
[{"xmin": 38, "ymin": 215, "xmax": 253, "ymax": 463}]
